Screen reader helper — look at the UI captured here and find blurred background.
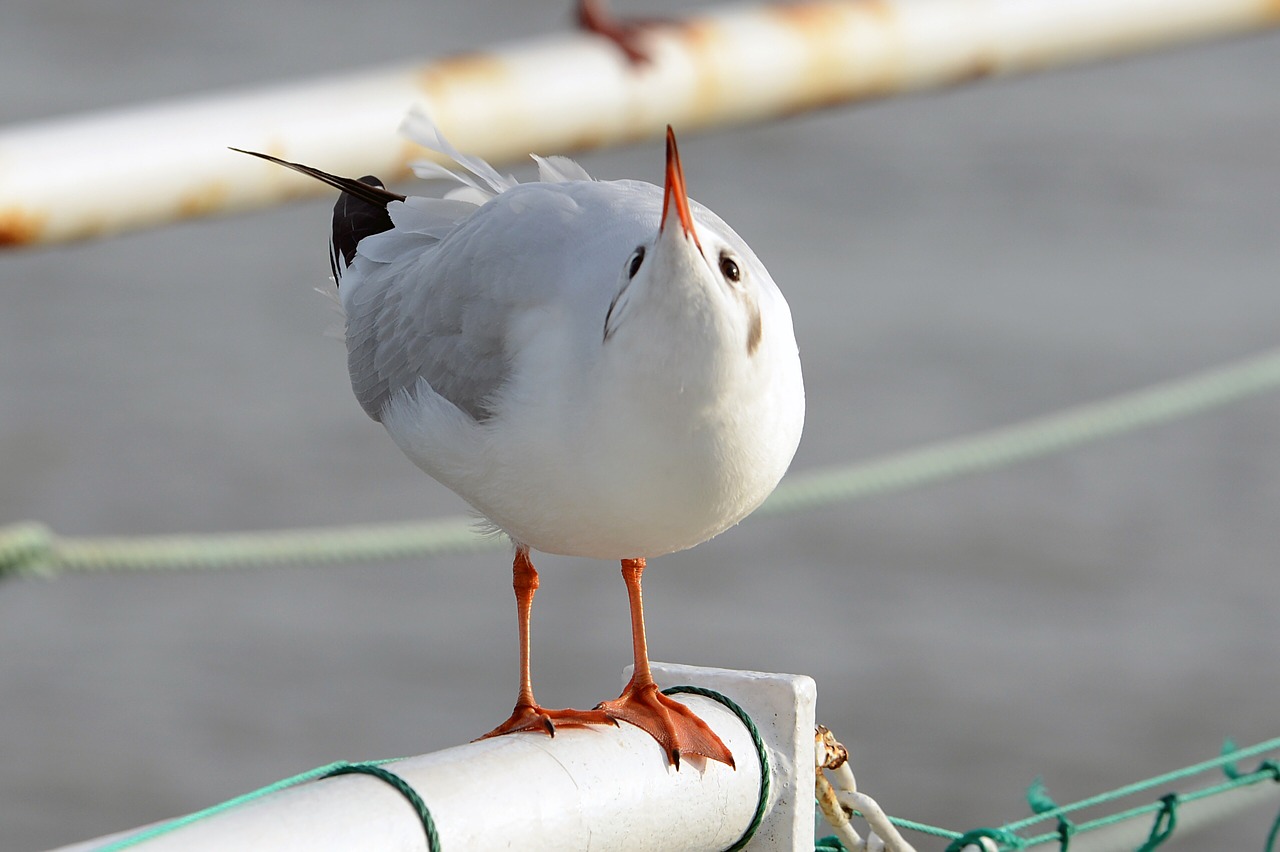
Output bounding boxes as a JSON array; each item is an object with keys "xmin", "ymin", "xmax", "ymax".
[{"xmin": 2, "ymin": 1, "xmax": 1278, "ymax": 848}]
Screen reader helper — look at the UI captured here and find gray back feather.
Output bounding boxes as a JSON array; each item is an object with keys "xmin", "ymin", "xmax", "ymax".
[
  {"xmin": 334, "ymin": 115, "xmax": 674, "ymax": 424},
  {"xmin": 341, "ymin": 180, "xmax": 649, "ymax": 422}
]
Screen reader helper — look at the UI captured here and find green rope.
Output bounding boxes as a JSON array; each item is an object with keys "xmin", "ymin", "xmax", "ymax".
[
  {"xmin": 882, "ymin": 815, "xmax": 964, "ymax": 841},
  {"xmin": 1001, "ymin": 736, "xmax": 1280, "ymax": 835},
  {"xmin": 90, "ymin": 759, "xmax": 382, "ymax": 851},
  {"xmin": 85, "ymin": 690, "xmax": 764, "ymax": 851},
  {"xmin": 1222, "ymin": 741, "xmax": 1280, "ymax": 852},
  {"xmin": 1224, "ymin": 738, "xmax": 1280, "ymax": 784},
  {"xmin": 0, "ymin": 517, "xmax": 500, "ymax": 579},
  {"xmin": 917, "ymin": 738, "xmax": 1280, "ymax": 852},
  {"xmin": 758, "ymin": 344, "xmax": 1280, "ymax": 518},
  {"xmin": 87, "ymin": 757, "xmax": 436, "ymax": 851},
  {"xmin": 945, "ymin": 826, "xmax": 1028, "ymax": 850},
  {"xmin": 5, "ymin": 345, "xmax": 1280, "ymax": 579},
  {"xmin": 1225, "ymin": 736, "xmax": 1280, "ymax": 852},
  {"xmin": 663, "ymin": 685, "xmax": 770, "ymax": 852},
  {"xmin": 0, "ymin": 521, "xmax": 53, "ymax": 578},
  {"xmin": 1260, "ymin": 762, "xmax": 1280, "ymax": 852},
  {"xmin": 92, "ymin": 735, "xmax": 1272, "ymax": 851},
  {"xmin": 1134, "ymin": 794, "xmax": 1179, "ymax": 852},
  {"xmin": 1026, "ymin": 777, "xmax": 1075, "ymax": 850},
  {"xmin": 323, "ymin": 763, "xmax": 440, "ymax": 851}
]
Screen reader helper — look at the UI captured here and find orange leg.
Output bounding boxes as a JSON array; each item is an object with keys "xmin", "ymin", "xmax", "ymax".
[
  {"xmin": 576, "ymin": 0, "xmax": 657, "ymax": 64},
  {"xmin": 478, "ymin": 548, "xmax": 613, "ymax": 740},
  {"xmin": 595, "ymin": 558, "xmax": 735, "ymax": 769}
]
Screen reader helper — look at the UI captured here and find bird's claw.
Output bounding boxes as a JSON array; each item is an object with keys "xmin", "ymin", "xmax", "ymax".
[
  {"xmin": 476, "ymin": 702, "xmax": 616, "ymax": 741},
  {"xmin": 595, "ymin": 680, "xmax": 735, "ymax": 769}
]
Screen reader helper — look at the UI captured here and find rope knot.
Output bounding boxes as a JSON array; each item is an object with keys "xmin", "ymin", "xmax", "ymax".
[
  {"xmin": 1026, "ymin": 776, "xmax": 1075, "ymax": 850},
  {"xmin": 1136, "ymin": 793, "xmax": 1179, "ymax": 852}
]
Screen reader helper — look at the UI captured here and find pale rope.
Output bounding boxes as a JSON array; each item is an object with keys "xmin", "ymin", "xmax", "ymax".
[
  {"xmin": 816, "ymin": 724, "xmax": 921, "ymax": 852},
  {"xmin": 4, "ymin": 345, "xmax": 1280, "ymax": 578}
]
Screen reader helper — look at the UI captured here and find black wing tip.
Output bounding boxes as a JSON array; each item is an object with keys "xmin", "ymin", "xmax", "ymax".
[
  {"xmin": 231, "ymin": 147, "xmax": 403, "ymax": 286},
  {"xmin": 230, "ymin": 147, "xmax": 407, "ymax": 207}
]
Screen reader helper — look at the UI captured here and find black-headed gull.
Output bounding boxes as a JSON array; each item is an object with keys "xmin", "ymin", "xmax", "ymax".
[{"xmin": 236, "ymin": 117, "xmax": 804, "ymax": 767}]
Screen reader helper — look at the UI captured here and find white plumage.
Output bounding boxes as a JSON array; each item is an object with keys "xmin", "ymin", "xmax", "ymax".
[
  {"xmin": 240, "ymin": 115, "xmax": 804, "ymax": 766},
  {"xmin": 340, "ymin": 114, "xmax": 804, "ymax": 560}
]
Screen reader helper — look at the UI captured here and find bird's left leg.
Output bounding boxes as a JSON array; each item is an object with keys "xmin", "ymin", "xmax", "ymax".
[
  {"xmin": 595, "ymin": 557, "xmax": 736, "ymax": 768},
  {"xmin": 478, "ymin": 547, "xmax": 613, "ymax": 740}
]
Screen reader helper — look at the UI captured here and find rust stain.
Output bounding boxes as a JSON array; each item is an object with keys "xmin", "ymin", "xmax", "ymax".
[
  {"xmin": 416, "ymin": 51, "xmax": 512, "ymax": 102},
  {"xmin": 177, "ymin": 180, "xmax": 232, "ymax": 219},
  {"xmin": 674, "ymin": 17, "xmax": 735, "ymax": 123},
  {"xmin": 72, "ymin": 215, "xmax": 114, "ymax": 242},
  {"xmin": 414, "ymin": 54, "xmax": 515, "ymax": 166},
  {"xmin": 675, "ymin": 16, "xmax": 725, "ymax": 54},
  {"xmin": 952, "ymin": 53, "xmax": 999, "ymax": 85},
  {"xmin": 762, "ymin": 0, "xmax": 906, "ymax": 116},
  {"xmin": 559, "ymin": 125, "xmax": 613, "ymax": 156},
  {"xmin": 0, "ymin": 207, "xmax": 48, "ymax": 248},
  {"xmin": 767, "ymin": 0, "xmax": 886, "ymax": 32}
]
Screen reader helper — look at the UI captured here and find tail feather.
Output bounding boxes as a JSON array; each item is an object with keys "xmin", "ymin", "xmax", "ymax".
[{"xmin": 231, "ymin": 148, "xmax": 405, "ymax": 284}]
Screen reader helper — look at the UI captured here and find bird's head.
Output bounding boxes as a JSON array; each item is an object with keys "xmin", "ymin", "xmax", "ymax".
[{"xmin": 604, "ymin": 127, "xmax": 796, "ymax": 387}]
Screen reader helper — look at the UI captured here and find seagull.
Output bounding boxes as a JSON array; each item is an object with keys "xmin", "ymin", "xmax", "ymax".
[{"xmin": 234, "ymin": 115, "xmax": 804, "ymax": 768}]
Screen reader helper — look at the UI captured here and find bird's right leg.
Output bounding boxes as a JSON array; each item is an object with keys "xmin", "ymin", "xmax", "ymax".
[{"xmin": 477, "ymin": 547, "xmax": 613, "ymax": 739}]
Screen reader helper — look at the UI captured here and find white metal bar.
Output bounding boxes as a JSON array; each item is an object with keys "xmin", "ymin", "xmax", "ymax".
[
  {"xmin": 50, "ymin": 663, "xmax": 817, "ymax": 852},
  {"xmin": 2, "ymin": 0, "xmax": 1278, "ymax": 249}
]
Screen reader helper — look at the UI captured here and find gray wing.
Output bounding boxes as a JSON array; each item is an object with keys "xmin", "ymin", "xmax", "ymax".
[
  {"xmin": 344, "ymin": 242, "xmax": 505, "ymax": 421},
  {"xmin": 341, "ymin": 183, "xmax": 602, "ymax": 422}
]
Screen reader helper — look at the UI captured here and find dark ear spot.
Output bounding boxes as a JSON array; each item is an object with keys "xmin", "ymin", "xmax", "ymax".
[{"xmin": 746, "ymin": 301, "xmax": 763, "ymax": 356}]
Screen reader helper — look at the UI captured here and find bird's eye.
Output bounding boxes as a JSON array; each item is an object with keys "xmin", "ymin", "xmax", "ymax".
[
  {"xmin": 719, "ymin": 253, "xmax": 741, "ymax": 283},
  {"xmin": 628, "ymin": 246, "xmax": 645, "ymax": 279}
]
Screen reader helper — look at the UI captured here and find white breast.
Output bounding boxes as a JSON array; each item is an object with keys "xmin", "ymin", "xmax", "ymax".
[{"xmin": 362, "ymin": 171, "xmax": 804, "ymax": 560}]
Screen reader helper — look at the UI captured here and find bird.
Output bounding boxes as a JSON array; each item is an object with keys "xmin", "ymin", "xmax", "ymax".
[{"xmin": 233, "ymin": 114, "xmax": 804, "ymax": 768}]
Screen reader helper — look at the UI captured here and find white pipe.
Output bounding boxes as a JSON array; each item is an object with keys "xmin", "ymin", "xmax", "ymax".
[
  {"xmin": 2, "ymin": 0, "xmax": 1278, "ymax": 248},
  {"xmin": 50, "ymin": 663, "xmax": 818, "ymax": 852}
]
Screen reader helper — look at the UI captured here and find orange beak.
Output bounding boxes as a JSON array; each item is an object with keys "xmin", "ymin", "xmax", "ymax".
[{"xmin": 660, "ymin": 125, "xmax": 703, "ymax": 254}]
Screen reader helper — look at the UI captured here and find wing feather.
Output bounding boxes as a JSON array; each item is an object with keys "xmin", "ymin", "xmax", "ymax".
[
  {"xmin": 400, "ymin": 109, "xmax": 518, "ymax": 195},
  {"xmin": 532, "ymin": 154, "xmax": 594, "ymax": 184},
  {"xmin": 239, "ymin": 115, "xmax": 638, "ymax": 427},
  {"xmin": 343, "ymin": 182, "xmax": 605, "ymax": 423}
]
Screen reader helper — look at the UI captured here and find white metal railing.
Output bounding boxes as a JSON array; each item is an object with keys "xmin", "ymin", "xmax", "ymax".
[
  {"xmin": 52, "ymin": 663, "xmax": 817, "ymax": 852},
  {"xmin": 1, "ymin": 0, "xmax": 1277, "ymax": 248}
]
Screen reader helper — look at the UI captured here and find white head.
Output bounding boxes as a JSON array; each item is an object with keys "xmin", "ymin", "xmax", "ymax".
[{"xmin": 602, "ymin": 127, "xmax": 801, "ymax": 401}]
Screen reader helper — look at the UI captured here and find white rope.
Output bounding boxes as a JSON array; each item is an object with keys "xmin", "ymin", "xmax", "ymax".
[{"xmin": 816, "ymin": 725, "xmax": 919, "ymax": 852}]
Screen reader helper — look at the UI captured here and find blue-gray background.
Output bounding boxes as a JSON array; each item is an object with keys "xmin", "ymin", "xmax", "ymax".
[{"xmin": 2, "ymin": 2, "xmax": 1278, "ymax": 848}]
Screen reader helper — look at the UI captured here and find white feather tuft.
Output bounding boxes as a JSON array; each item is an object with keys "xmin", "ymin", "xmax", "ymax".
[
  {"xmin": 531, "ymin": 154, "xmax": 594, "ymax": 184},
  {"xmin": 401, "ymin": 109, "xmax": 517, "ymax": 196},
  {"xmin": 443, "ymin": 186, "xmax": 496, "ymax": 206},
  {"xmin": 313, "ymin": 286, "xmax": 347, "ymax": 338}
]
